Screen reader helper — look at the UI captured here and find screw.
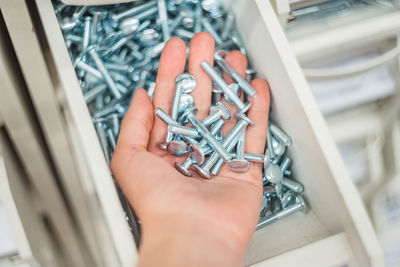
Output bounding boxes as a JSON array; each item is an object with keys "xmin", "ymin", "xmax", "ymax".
[
  {"xmin": 281, "ymin": 178, "xmax": 304, "ymax": 193},
  {"xmin": 201, "ymin": 62, "xmax": 250, "ymax": 113},
  {"xmin": 201, "ymin": 101, "xmax": 230, "ymax": 127},
  {"xmin": 87, "ymin": 46, "xmax": 122, "ymax": 99},
  {"xmin": 215, "ymin": 50, "xmax": 257, "ymax": 97},
  {"xmin": 257, "ymin": 195, "xmax": 307, "ymax": 230},
  {"xmin": 270, "ymin": 123, "xmax": 292, "ymax": 146}
]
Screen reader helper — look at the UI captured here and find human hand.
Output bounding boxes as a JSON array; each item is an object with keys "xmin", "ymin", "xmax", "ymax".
[{"xmin": 111, "ymin": 32, "xmax": 270, "ymax": 267}]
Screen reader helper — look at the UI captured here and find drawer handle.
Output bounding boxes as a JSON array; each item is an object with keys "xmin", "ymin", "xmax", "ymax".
[{"xmin": 302, "ymin": 45, "xmax": 400, "ymax": 78}]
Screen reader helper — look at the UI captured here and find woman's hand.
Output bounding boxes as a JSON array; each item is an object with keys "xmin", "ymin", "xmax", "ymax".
[{"xmin": 111, "ymin": 32, "xmax": 270, "ymax": 267}]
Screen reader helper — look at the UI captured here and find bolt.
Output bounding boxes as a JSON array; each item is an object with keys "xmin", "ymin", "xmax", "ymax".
[
  {"xmin": 257, "ymin": 195, "xmax": 307, "ymax": 230},
  {"xmin": 84, "ymin": 84, "xmax": 108, "ymax": 103},
  {"xmin": 209, "ymin": 113, "xmax": 254, "ymax": 176},
  {"xmin": 111, "ymin": 1, "xmax": 157, "ymax": 22},
  {"xmin": 280, "ymin": 156, "xmax": 292, "ymax": 172},
  {"xmin": 94, "ymin": 121, "xmax": 110, "ymax": 163},
  {"xmin": 104, "ymin": 63, "xmax": 134, "ymax": 73},
  {"xmin": 201, "ymin": 62, "xmax": 250, "ymax": 113},
  {"xmin": 194, "ymin": 4, "xmax": 202, "ymax": 33},
  {"xmin": 106, "ymin": 128, "xmax": 117, "ymax": 150},
  {"xmin": 87, "ymin": 46, "xmax": 122, "ymax": 99},
  {"xmin": 281, "ymin": 177, "xmax": 304, "ymax": 193},
  {"xmin": 201, "ymin": 17, "xmax": 223, "ymax": 45},
  {"xmin": 264, "ymin": 164, "xmax": 283, "ymax": 184},
  {"xmin": 175, "ymin": 120, "xmax": 225, "ymax": 176},
  {"xmin": 221, "ymin": 11, "xmax": 235, "ymax": 40},
  {"xmin": 178, "ymin": 94, "xmax": 194, "ymax": 113},
  {"xmin": 82, "ymin": 17, "xmax": 92, "ymax": 52},
  {"xmin": 186, "ymin": 107, "xmax": 232, "ymax": 163},
  {"xmin": 154, "ymin": 107, "xmax": 179, "ymax": 126},
  {"xmin": 118, "ymin": 17, "xmax": 140, "ymax": 35},
  {"xmin": 272, "ymin": 136, "xmax": 286, "ymax": 157},
  {"xmin": 246, "ymin": 68, "xmax": 257, "ymax": 83},
  {"xmin": 281, "ymin": 191, "xmax": 296, "ymax": 209},
  {"xmin": 215, "ymin": 50, "xmax": 257, "ymax": 97},
  {"xmin": 175, "ymin": 28, "xmax": 195, "ymax": 40},
  {"xmin": 74, "ymin": 59, "xmax": 103, "ymax": 80},
  {"xmin": 157, "ymin": 0, "xmax": 170, "ymax": 41},
  {"xmin": 201, "ymin": 102, "xmax": 230, "ymax": 127},
  {"xmin": 266, "ymin": 129, "xmax": 276, "ymax": 162},
  {"xmin": 168, "ymin": 124, "xmax": 200, "ymax": 139},
  {"xmin": 229, "ymin": 129, "xmax": 250, "ymax": 172},
  {"xmin": 166, "ymin": 140, "xmax": 189, "ymax": 156},
  {"xmin": 270, "ymin": 123, "xmax": 292, "ymax": 146}
]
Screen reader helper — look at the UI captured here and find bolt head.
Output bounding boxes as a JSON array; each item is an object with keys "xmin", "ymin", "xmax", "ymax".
[
  {"xmin": 235, "ymin": 113, "xmax": 254, "ymax": 126},
  {"xmin": 178, "ymin": 94, "xmax": 194, "ymax": 113},
  {"xmin": 264, "ymin": 164, "xmax": 283, "ymax": 184},
  {"xmin": 175, "ymin": 162, "xmax": 192, "ymax": 177},
  {"xmin": 228, "ymin": 159, "xmax": 250, "ymax": 173},
  {"xmin": 190, "ymin": 144, "xmax": 205, "ymax": 165},
  {"xmin": 215, "ymin": 101, "xmax": 231, "ymax": 120},
  {"xmin": 194, "ymin": 164, "xmax": 211, "ymax": 179},
  {"xmin": 296, "ymin": 195, "xmax": 308, "ymax": 214},
  {"xmin": 119, "ymin": 17, "xmax": 140, "ymax": 35},
  {"xmin": 179, "ymin": 106, "xmax": 198, "ymax": 124},
  {"xmin": 175, "ymin": 73, "xmax": 196, "ymax": 94},
  {"xmin": 157, "ymin": 142, "xmax": 168, "ymax": 150},
  {"xmin": 167, "ymin": 140, "xmax": 189, "ymax": 156}
]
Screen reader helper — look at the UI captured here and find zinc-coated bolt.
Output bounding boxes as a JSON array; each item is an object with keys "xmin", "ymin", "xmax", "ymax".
[
  {"xmin": 168, "ymin": 124, "xmax": 200, "ymax": 139},
  {"xmin": 201, "ymin": 17, "xmax": 223, "ymax": 45},
  {"xmin": 175, "ymin": 28, "xmax": 195, "ymax": 40},
  {"xmin": 118, "ymin": 17, "xmax": 140, "ymax": 36},
  {"xmin": 106, "ymin": 128, "xmax": 117, "ymax": 150},
  {"xmin": 272, "ymin": 136, "xmax": 286, "ymax": 157},
  {"xmin": 194, "ymin": 4, "xmax": 202, "ymax": 33},
  {"xmin": 280, "ymin": 156, "xmax": 292, "ymax": 172},
  {"xmin": 87, "ymin": 46, "xmax": 122, "ymax": 99},
  {"xmin": 201, "ymin": 62, "xmax": 251, "ymax": 113},
  {"xmin": 157, "ymin": 0, "xmax": 170, "ymax": 41},
  {"xmin": 270, "ymin": 123, "xmax": 292, "ymax": 146},
  {"xmin": 215, "ymin": 50, "xmax": 257, "ymax": 97},
  {"xmin": 84, "ymin": 84, "xmax": 108, "ymax": 103},
  {"xmin": 175, "ymin": 119, "xmax": 225, "ymax": 176},
  {"xmin": 111, "ymin": 0, "xmax": 157, "ymax": 22},
  {"xmin": 257, "ymin": 195, "xmax": 307, "ymax": 230},
  {"xmin": 201, "ymin": 101, "xmax": 230, "ymax": 127},
  {"xmin": 82, "ymin": 17, "xmax": 92, "ymax": 52},
  {"xmin": 264, "ymin": 164, "xmax": 283, "ymax": 184},
  {"xmin": 178, "ymin": 93, "xmax": 194, "ymax": 113},
  {"xmin": 74, "ymin": 59, "xmax": 103, "ymax": 80},
  {"xmin": 281, "ymin": 177, "xmax": 304, "ymax": 193},
  {"xmin": 166, "ymin": 140, "xmax": 189, "ymax": 156},
  {"xmin": 229, "ymin": 129, "xmax": 250, "ymax": 173},
  {"xmin": 221, "ymin": 11, "xmax": 234, "ymax": 40},
  {"xmin": 94, "ymin": 121, "xmax": 110, "ymax": 163}
]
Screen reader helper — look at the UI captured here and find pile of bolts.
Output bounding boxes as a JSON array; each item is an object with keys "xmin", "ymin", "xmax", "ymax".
[{"xmin": 53, "ymin": 0, "xmax": 307, "ymax": 235}]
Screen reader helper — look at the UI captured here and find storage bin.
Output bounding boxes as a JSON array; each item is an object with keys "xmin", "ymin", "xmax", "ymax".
[{"xmin": 33, "ymin": 0, "xmax": 383, "ymax": 266}]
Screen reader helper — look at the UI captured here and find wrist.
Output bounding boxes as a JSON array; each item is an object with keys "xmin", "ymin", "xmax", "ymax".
[{"xmin": 138, "ymin": 215, "xmax": 245, "ymax": 267}]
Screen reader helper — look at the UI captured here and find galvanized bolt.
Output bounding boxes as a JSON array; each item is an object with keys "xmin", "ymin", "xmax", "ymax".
[
  {"xmin": 281, "ymin": 177, "xmax": 304, "ymax": 193},
  {"xmin": 201, "ymin": 101, "xmax": 230, "ymax": 127},
  {"xmin": 270, "ymin": 123, "xmax": 292, "ymax": 146}
]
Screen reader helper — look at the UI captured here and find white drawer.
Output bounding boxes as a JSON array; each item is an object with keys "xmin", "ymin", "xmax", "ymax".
[{"xmin": 33, "ymin": 0, "xmax": 383, "ymax": 266}]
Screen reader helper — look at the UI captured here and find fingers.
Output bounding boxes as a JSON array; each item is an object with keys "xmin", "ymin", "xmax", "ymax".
[
  {"xmin": 148, "ymin": 37, "xmax": 187, "ymax": 151},
  {"xmin": 188, "ymin": 32, "xmax": 215, "ymax": 120},
  {"xmin": 111, "ymin": 89, "xmax": 153, "ymax": 170}
]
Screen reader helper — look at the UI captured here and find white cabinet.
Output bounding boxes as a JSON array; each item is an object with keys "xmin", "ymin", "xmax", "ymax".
[{"xmin": 4, "ymin": 0, "xmax": 384, "ymax": 266}]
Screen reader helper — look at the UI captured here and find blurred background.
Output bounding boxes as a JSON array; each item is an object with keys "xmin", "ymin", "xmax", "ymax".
[{"xmin": 1, "ymin": 0, "xmax": 400, "ymax": 266}]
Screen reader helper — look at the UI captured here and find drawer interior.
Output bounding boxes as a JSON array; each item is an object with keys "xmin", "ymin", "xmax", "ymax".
[{"xmin": 35, "ymin": 0, "xmax": 382, "ymax": 266}]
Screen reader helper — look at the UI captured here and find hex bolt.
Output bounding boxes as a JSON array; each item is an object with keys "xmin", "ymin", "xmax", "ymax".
[
  {"xmin": 157, "ymin": 0, "xmax": 170, "ymax": 41},
  {"xmin": 281, "ymin": 177, "xmax": 304, "ymax": 193},
  {"xmin": 175, "ymin": 120, "xmax": 225, "ymax": 176},
  {"xmin": 201, "ymin": 62, "xmax": 250, "ymax": 113},
  {"xmin": 221, "ymin": 11, "xmax": 235, "ymax": 40},
  {"xmin": 87, "ymin": 46, "xmax": 122, "ymax": 99},
  {"xmin": 215, "ymin": 51, "xmax": 257, "ymax": 97},
  {"xmin": 257, "ymin": 195, "xmax": 307, "ymax": 230},
  {"xmin": 210, "ymin": 113, "xmax": 254, "ymax": 176},
  {"xmin": 264, "ymin": 164, "xmax": 283, "ymax": 184},
  {"xmin": 201, "ymin": 17, "xmax": 223, "ymax": 45},
  {"xmin": 186, "ymin": 107, "xmax": 232, "ymax": 163},
  {"xmin": 201, "ymin": 102, "xmax": 230, "ymax": 127},
  {"xmin": 270, "ymin": 123, "xmax": 292, "ymax": 146},
  {"xmin": 84, "ymin": 84, "xmax": 108, "ymax": 103},
  {"xmin": 168, "ymin": 124, "xmax": 200, "ymax": 139},
  {"xmin": 111, "ymin": 0, "xmax": 157, "ymax": 22},
  {"xmin": 280, "ymin": 156, "xmax": 292, "ymax": 172},
  {"xmin": 229, "ymin": 129, "xmax": 250, "ymax": 172}
]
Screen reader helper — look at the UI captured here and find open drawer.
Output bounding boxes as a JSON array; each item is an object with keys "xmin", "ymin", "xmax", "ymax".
[{"xmin": 33, "ymin": 0, "xmax": 383, "ymax": 266}]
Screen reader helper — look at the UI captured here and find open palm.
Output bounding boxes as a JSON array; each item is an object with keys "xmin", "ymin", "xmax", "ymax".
[{"xmin": 110, "ymin": 32, "xmax": 270, "ymax": 266}]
